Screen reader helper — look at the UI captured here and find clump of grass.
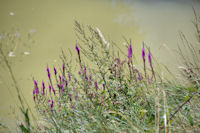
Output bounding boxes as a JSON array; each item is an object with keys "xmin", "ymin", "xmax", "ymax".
[{"xmin": 31, "ymin": 9, "xmax": 200, "ymax": 133}]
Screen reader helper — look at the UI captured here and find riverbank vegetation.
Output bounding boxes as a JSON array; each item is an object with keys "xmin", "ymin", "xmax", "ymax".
[{"xmin": 1, "ymin": 9, "xmax": 200, "ymax": 133}]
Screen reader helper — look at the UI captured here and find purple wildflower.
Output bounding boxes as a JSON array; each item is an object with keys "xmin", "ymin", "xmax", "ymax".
[
  {"xmin": 50, "ymin": 100, "xmax": 54, "ymax": 110},
  {"xmin": 78, "ymin": 70, "xmax": 81, "ymax": 75},
  {"xmin": 32, "ymin": 89, "xmax": 35, "ymax": 95},
  {"xmin": 53, "ymin": 67, "xmax": 57, "ymax": 75},
  {"xmin": 71, "ymin": 105, "xmax": 75, "ymax": 109},
  {"xmin": 94, "ymin": 81, "xmax": 98, "ymax": 91},
  {"xmin": 65, "ymin": 80, "xmax": 68, "ymax": 87},
  {"xmin": 75, "ymin": 44, "xmax": 80, "ymax": 55},
  {"xmin": 33, "ymin": 80, "xmax": 38, "ymax": 86},
  {"xmin": 127, "ymin": 44, "xmax": 132, "ymax": 58},
  {"xmin": 62, "ymin": 63, "xmax": 65, "ymax": 73},
  {"xmin": 52, "ymin": 88, "xmax": 55, "ymax": 95},
  {"xmin": 148, "ymin": 52, "xmax": 152, "ymax": 66},
  {"xmin": 46, "ymin": 66, "xmax": 50, "ymax": 79},
  {"xmin": 142, "ymin": 47, "xmax": 145, "ymax": 62},
  {"xmin": 138, "ymin": 74, "xmax": 143, "ymax": 81},
  {"xmin": 48, "ymin": 85, "xmax": 51, "ymax": 93},
  {"xmin": 85, "ymin": 76, "xmax": 89, "ymax": 81},
  {"xmin": 102, "ymin": 83, "xmax": 105, "ymax": 90},
  {"xmin": 42, "ymin": 110, "xmax": 45, "ymax": 113},
  {"xmin": 84, "ymin": 66, "xmax": 86, "ymax": 74}
]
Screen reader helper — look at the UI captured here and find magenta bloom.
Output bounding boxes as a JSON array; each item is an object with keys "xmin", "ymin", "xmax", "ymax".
[
  {"xmin": 141, "ymin": 47, "xmax": 145, "ymax": 62},
  {"xmin": 83, "ymin": 66, "xmax": 86, "ymax": 74},
  {"xmin": 148, "ymin": 52, "xmax": 152, "ymax": 66},
  {"xmin": 94, "ymin": 81, "xmax": 98, "ymax": 91},
  {"xmin": 41, "ymin": 81, "xmax": 45, "ymax": 95},
  {"xmin": 33, "ymin": 80, "xmax": 37, "ymax": 86},
  {"xmin": 75, "ymin": 44, "xmax": 80, "ymax": 55},
  {"xmin": 62, "ymin": 63, "xmax": 65, "ymax": 73},
  {"xmin": 52, "ymin": 88, "xmax": 55, "ymax": 95},
  {"xmin": 48, "ymin": 85, "xmax": 51, "ymax": 93},
  {"xmin": 78, "ymin": 70, "xmax": 81, "ymax": 75},
  {"xmin": 127, "ymin": 44, "xmax": 132, "ymax": 58},
  {"xmin": 46, "ymin": 66, "xmax": 50, "ymax": 79},
  {"xmin": 53, "ymin": 67, "xmax": 57, "ymax": 75},
  {"xmin": 50, "ymin": 100, "xmax": 54, "ymax": 111}
]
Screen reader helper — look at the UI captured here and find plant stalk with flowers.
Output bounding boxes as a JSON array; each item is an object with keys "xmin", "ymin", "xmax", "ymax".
[{"xmin": 31, "ymin": 16, "xmax": 200, "ymax": 132}]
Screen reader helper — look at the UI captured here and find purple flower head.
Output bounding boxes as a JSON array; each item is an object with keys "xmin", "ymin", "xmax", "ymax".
[
  {"xmin": 42, "ymin": 81, "xmax": 45, "ymax": 90},
  {"xmin": 57, "ymin": 84, "xmax": 61, "ymax": 89},
  {"xmin": 33, "ymin": 80, "xmax": 38, "ymax": 86},
  {"xmin": 35, "ymin": 86, "xmax": 39, "ymax": 94},
  {"xmin": 53, "ymin": 67, "xmax": 57, "ymax": 75},
  {"xmin": 59, "ymin": 75, "xmax": 61, "ymax": 82},
  {"xmin": 71, "ymin": 105, "xmax": 75, "ymax": 109},
  {"xmin": 48, "ymin": 85, "xmax": 51, "ymax": 93},
  {"xmin": 32, "ymin": 89, "xmax": 35, "ymax": 95},
  {"xmin": 102, "ymin": 83, "xmax": 105, "ymax": 89},
  {"xmin": 75, "ymin": 44, "xmax": 80, "ymax": 55},
  {"xmin": 65, "ymin": 80, "xmax": 68, "ymax": 87},
  {"xmin": 85, "ymin": 76, "xmax": 89, "ymax": 81},
  {"xmin": 62, "ymin": 63, "xmax": 65, "ymax": 73},
  {"xmin": 142, "ymin": 47, "xmax": 145, "ymax": 62},
  {"xmin": 84, "ymin": 66, "xmax": 86, "ymax": 74},
  {"xmin": 41, "ymin": 91, "xmax": 44, "ymax": 95},
  {"xmin": 78, "ymin": 70, "xmax": 81, "ymax": 75},
  {"xmin": 46, "ymin": 66, "xmax": 50, "ymax": 79},
  {"xmin": 52, "ymin": 88, "xmax": 55, "ymax": 95},
  {"xmin": 94, "ymin": 81, "xmax": 98, "ymax": 91},
  {"xmin": 127, "ymin": 44, "xmax": 132, "ymax": 58},
  {"xmin": 50, "ymin": 100, "xmax": 54, "ymax": 110},
  {"xmin": 148, "ymin": 52, "xmax": 152, "ymax": 66},
  {"xmin": 138, "ymin": 74, "xmax": 143, "ymax": 81}
]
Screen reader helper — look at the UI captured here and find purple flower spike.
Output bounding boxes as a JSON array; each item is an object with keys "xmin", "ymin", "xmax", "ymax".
[
  {"xmin": 102, "ymin": 83, "xmax": 105, "ymax": 89},
  {"xmin": 50, "ymin": 100, "xmax": 54, "ymax": 111},
  {"xmin": 94, "ymin": 81, "xmax": 98, "ymax": 91},
  {"xmin": 48, "ymin": 85, "xmax": 51, "ymax": 93},
  {"xmin": 138, "ymin": 74, "xmax": 143, "ymax": 81},
  {"xmin": 46, "ymin": 66, "xmax": 50, "ymax": 79},
  {"xmin": 32, "ymin": 89, "xmax": 35, "ymax": 95},
  {"xmin": 33, "ymin": 80, "xmax": 37, "ymax": 86},
  {"xmin": 142, "ymin": 47, "xmax": 145, "ymax": 62},
  {"xmin": 62, "ymin": 63, "xmax": 65, "ymax": 73},
  {"xmin": 42, "ymin": 81, "xmax": 45, "ymax": 90},
  {"xmin": 53, "ymin": 67, "xmax": 57, "ymax": 75},
  {"xmin": 127, "ymin": 44, "xmax": 132, "ymax": 58},
  {"xmin": 148, "ymin": 52, "xmax": 152, "ymax": 66},
  {"xmin": 52, "ymin": 88, "xmax": 55, "ymax": 95},
  {"xmin": 84, "ymin": 66, "xmax": 86, "ymax": 74},
  {"xmin": 78, "ymin": 70, "xmax": 81, "ymax": 75},
  {"xmin": 75, "ymin": 44, "xmax": 80, "ymax": 55}
]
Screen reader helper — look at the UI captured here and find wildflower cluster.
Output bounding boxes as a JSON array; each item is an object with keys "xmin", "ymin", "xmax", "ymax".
[{"xmin": 32, "ymin": 21, "xmax": 200, "ymax": 132}]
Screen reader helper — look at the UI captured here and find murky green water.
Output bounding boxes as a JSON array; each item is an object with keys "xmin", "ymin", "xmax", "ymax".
[{"xmin": 0, "ymin": 0, "xmax": 199, "ymax": 131}]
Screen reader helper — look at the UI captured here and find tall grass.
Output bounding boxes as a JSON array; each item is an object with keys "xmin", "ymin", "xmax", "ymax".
[
  {"xmin": 1, "ymin": 9, "xmax": 200, "ymax": 133},
  {"xmin": 31, "ymin": 10, "xmax": 200, "ymax": 132}
]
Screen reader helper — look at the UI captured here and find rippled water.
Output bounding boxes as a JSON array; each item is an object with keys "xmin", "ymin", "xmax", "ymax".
[{"xmin": 0, "ymin": 0, "xmax": 199, "ymax": 130}]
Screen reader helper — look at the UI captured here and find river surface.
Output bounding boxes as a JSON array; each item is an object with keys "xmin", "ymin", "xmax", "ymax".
[{"xmin": 0, "ymin": 0, "xmax": 199, "ymax": 131}]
